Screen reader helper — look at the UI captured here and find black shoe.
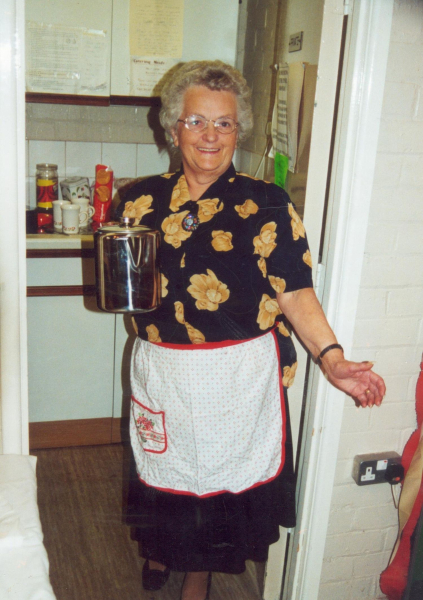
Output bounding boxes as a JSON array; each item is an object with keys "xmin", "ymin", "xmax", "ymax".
[{"xmin": 142, "ymin": 560, "xmax": 170, "ymax": 591}]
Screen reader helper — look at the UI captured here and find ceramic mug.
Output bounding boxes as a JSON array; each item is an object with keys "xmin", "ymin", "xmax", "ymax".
[
  {"xmin": 71, "ymin": 197, "xmax": 95, "ymax": 230},
  {"xmin": 60, "ymin": 177, "xmax": 91, "ymax": 202},
  {"xmin": 62, "ymin": 204, "xmax": 81, "ymax": 235},
  {"xmin": 52, "ymin": 200, "xmax": 71, "ymax": 233}
]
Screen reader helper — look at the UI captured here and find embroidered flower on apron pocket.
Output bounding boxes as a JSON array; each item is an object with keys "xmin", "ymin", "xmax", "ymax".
[{"xmin": 132, "ymin": 396, "xmax": 167, "ymax": 454}]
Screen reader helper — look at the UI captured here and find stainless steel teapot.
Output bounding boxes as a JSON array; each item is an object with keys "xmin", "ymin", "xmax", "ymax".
[{"xmin": 94, "ymin": 218, "xmax": 161, "ymax": 313}]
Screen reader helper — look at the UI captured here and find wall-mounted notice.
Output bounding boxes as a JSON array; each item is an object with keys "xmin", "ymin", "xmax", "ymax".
[
  {"xmin": 130, "ymin": 57, "xmax": 179, "ymax": 96},
  {"xmin": 271, "ymin": 64, "xmax": 289, "ymax": 159},
  {"xmin": 271, "ymin": 62, "xmax": 305, "ymax": 173},
  {"xmin": 129, "ymin": 0, "xmax": 183, "ymax": 96},
  {"xmin": 26, "ymin": 22, "xmax": 108, "ymax": 94},
  {"xmin": 129, "ymin": 0, "xmax": 184, "ymax": 57}
]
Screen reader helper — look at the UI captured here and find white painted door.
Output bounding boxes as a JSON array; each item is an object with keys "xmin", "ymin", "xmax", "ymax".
[
  {"xmin": 281, "ymin": 1, "xmax": 394, "ymax": 599},
  {"xmin": 263, "ymin": 1, "xmax": 346, "ymax": 598}
]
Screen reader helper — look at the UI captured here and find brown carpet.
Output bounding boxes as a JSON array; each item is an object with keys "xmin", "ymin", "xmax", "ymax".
[{"xmin": 32, "ymin": 444, "xmax": 264, "ymax": 600}]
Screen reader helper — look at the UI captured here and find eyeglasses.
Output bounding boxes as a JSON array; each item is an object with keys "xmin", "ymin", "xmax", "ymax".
[{"xmin": 177, "ymin": 114, "xmax": 238, "ymax": 134}]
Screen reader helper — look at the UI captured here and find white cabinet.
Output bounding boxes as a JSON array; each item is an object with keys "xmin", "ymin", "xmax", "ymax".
[
  {"xmin": 25, "ymin": 0, "xmax": 239, "ymax": 98},
  {"xmin": 27, "ymin": 295, "xmax": 115, "ymax": 422},
  {"xmin": 26, "ymin": 245, "xmax": 134, "ymax": 446}
]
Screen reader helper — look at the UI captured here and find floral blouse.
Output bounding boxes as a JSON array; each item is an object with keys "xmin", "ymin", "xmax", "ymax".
[{"xmin": 116, "ymin": 163, "xmax": 313, "ymax": 387}]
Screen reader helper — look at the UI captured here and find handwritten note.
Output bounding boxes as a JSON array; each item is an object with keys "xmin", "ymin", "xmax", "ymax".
[{"xmin": 129, "ymin": 0, "xmax": 184, "ymax": 58}]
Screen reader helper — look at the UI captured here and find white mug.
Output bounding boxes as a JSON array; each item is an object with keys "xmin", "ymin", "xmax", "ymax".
[
  {"xmin": 62, "ymin": 204, "xmax": 81, "ymax": 235},
  {"xmin": 52, "ymin": 200, "xmax": 71, "ymax": 233},
  {"xmin": 71, "ymin": 197, "xmax": 95, "ymax": 230}
]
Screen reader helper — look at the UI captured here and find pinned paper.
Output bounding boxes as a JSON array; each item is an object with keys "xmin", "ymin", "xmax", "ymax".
[
  {"xmin": 26, "ymin": 22, "xmax": 108, "ymax": 94},
  {"xmin": 129, "ymin": 0, "xmax": 184, "ymax": 58}
]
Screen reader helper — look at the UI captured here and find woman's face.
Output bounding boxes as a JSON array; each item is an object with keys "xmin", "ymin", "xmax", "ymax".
[{"xmin": 171, "ymin": 85, "xmax": 238, "ymax": 184}]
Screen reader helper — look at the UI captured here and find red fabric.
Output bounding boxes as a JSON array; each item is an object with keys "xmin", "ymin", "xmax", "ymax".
[{"xmin": 379, "ymin": 360, "xmax": 423, "ymax": 599}]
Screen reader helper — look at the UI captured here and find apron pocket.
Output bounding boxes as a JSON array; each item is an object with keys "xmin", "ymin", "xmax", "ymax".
[{"xmin": 131, "ymin": 395, "xmax": 167, "ymax": 454}]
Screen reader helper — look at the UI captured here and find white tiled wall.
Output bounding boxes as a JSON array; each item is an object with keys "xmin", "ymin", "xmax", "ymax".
[
  {"xmin": 26, "ymin": 140, "xmax": 171, "ymax": 208},
  {"xmin": 318, "ymin": 2, "xmax": 423, "ymax": 599}
]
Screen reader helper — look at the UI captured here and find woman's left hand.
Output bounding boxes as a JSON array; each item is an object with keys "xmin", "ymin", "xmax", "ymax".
[{"xmin": 322, "ymin": 358, "xmax": 386, "ymax": 408}]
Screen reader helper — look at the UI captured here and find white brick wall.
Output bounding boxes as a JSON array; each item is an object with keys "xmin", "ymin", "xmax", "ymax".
[{"xmin": 319, "ymin": 1, "xmax": 423, "ymax": 598}]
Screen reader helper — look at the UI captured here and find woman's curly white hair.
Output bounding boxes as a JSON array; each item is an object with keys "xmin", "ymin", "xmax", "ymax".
[{"xmin": 159, "ymin": 60, "xmax": 253, "ymax": 147}]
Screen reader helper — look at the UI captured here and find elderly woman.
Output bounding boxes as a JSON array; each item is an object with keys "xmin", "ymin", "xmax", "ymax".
[{"xmin": 117, "ymin": 60, "xmax": 385, "ymax": 600}]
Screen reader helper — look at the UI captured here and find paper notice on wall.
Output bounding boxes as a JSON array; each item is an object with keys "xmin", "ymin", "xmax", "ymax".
[
  {"xmin": 130, "ymin": 57, "xmax": 179, "ymax": 96},
  {"xmin": 271, "ymin": 62, "xmax": 305, "ymax": 172},
  {"xmin": 26, "ymin": 22, "xmax": 108, "ymax": 94},
  {"xmin": 271, "ymin": 64, "xmax": 289, "ymax": 158},
  {"xmin": 129, "ymin": 0, "xmax": 184, "ymax": 58},
  {"xmin": 80, "ymin": 30, "xmax": 109, "ymax": 93}
]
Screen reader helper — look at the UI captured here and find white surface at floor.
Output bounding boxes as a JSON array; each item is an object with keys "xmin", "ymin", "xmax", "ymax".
[{"xmin": 0, "ymin": 454, "xmax": 56, "ymax": 599}]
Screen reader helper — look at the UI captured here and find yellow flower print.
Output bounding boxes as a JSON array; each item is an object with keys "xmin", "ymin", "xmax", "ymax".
[
  {"xmin": 146, "ymin": 324, "xmax": 162, "ymax": 343},
  {"xmin": 162, "ymin": 211, "xmax": 192, "ymax": 248},
  {"xmin": 257, "ymin": 257, "xmax": 267, "ymax": 278},
  {"xmin": 174, "ymin": 301, "xmax": 185, "ymax": 324},
  {"xmin": 234, "ymin": 199, "xmax": 259, "ymax": 219},
  {"xmin": 197, "ymin": 198, "xmax": 224, "ymax": 223},
  {"xmin": 185, "ymin": 322, "xmax": 206, "ymax": 344},
  {"xmin": 269, "ymin": 276, "xmax": 286, "ymax": 294},
  {"xmin": 288, "ymin": 203, "xmax": 306, "ymax": 241},
  {"xmin": 123, "ymin": 194, "xmax": 154, "ymax": 225},
  {"xmin": 257, "ymin": 293, "xmax": 282, "ymax": 330},
  {"xmin": 180, "ymin": 253, "xmax": 186, "ymax": 268},
  {"xmin": 169, "ymin": 175, "xmax": 191, "ymax": 212},
  {"xmin": 161, "ymin": 274, "xmax": 169, "ymax": 298},
  {"xmin": 253, "ymin": 222, "xmax": 277, "ymax": 258},
  {"xmin": 277, "ymin": 321, "xmax": 290, "ymax": 337},
  {"xmin": 187, "ymin": 269, "xmax": 230, "ymax": 311},
  {"xmin": 303, "ymin": 249, "xmax": 312, "ymax": 268},
  {"xmin": 211, "ymin": 230, "xmax": 233, "ymax": 252},
  {"xmin": 174, "ymin": 301, "xmax": 205, "ymax": 343},
  {"xmin": 161, "ymin": 172, "xmax": 175, "ymax": 179},
  {"xmin": 283, "ymin": 362, "xmax": 298, "ymax": 388}
]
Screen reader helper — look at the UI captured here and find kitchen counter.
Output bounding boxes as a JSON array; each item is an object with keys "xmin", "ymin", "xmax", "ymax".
[{"xmin": 26, "ymin": 233, "xmax": 94, "ymax": 250}]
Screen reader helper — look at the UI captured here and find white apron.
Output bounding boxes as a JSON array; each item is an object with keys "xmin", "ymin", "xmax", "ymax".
[{"xmin": 130, "ymin": 330, "xmax": 286, "ymax": 497}]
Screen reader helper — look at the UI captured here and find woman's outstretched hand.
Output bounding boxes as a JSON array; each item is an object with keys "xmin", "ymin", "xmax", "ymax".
[{"xmin": 322, "ymin": 358, "xmax": 386, "ymax": 408}]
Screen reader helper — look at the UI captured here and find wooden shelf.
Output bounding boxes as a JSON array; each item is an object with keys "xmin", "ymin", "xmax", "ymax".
[{"xmin": 26, "ymin": 92, "xmax": 161, "ymax": 107}]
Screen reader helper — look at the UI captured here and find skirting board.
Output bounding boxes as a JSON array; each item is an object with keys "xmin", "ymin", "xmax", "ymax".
[{"xmin": 29, "ymin": 417, "xmax": 130, "ymax": 450}]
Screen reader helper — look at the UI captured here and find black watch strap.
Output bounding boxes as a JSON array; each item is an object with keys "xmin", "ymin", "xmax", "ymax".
[{"xmin": 316, "ymin": 343, "xmax": 344, "ymax": 365}]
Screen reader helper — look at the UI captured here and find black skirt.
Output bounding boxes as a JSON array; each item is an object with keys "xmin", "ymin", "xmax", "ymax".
[{"xmin": 125, "ymin": 394, "xmax": 296, "ymax": 574}]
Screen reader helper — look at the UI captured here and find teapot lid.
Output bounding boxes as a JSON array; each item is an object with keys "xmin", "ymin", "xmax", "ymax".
[{"xmin": 96, "ymin": 217, "xmax": 154, "ymax": 234}]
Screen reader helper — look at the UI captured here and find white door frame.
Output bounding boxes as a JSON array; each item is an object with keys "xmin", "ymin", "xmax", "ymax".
[
  {"xmin": 0, "ymin": 0, "xmax": 29, "ymax": 455},
  {"xmin": 283, "ymin": 1, "xmax": 394, "ymax": 599},
  {"xmin": 0, "ymin": 0, "xmax": 394, "ymax": 597}
]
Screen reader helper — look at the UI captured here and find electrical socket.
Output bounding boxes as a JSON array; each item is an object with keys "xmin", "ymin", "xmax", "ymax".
[{"xmin": 352, "ymin": 451, "xmax": 402, "ymax": 486}]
